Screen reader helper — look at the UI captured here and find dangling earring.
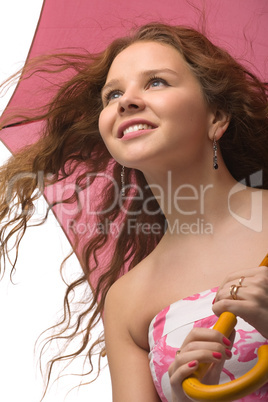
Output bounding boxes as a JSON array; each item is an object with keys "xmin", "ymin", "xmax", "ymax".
[
  {"xmin": 121, "ymin": 165, "xmax": 125, "ymax": 196},
  {"xmin": 213, "ymin": 138, "xmax": 218, "ymax": 170}
]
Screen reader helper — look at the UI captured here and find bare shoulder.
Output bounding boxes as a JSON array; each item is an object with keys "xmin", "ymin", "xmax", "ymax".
[
  {"xmin": 104, "ymin": 260, "xmax": 161, "ymax": 402},
  {"xmin": 105, "ymin": 260, "xmax": 146, "ymax": 301},
  {"xmin": 104, "ymin": 257, "xmax": 154, "ymax": 341}
]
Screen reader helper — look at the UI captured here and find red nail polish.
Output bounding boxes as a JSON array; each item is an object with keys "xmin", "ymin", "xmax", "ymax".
[
  {"xmin": 188, "ymin": 360, "xmax": 197, "ymax": 368},
  {"xmin": 223, "ymin": 337, "xmax": 231, "ymax": 346},
  {"xmin": 225, "ymin": 349, "xmax": 232, "ymax": 358},
  {"xmin": 213, "ymin": 352, "xmax": 222, "ymax": 359}
]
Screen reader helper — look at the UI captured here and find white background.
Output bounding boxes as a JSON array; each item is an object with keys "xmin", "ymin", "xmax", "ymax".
[{"xmin": 0, "ymin": 1, "xmax": 112, "ymax": 401}]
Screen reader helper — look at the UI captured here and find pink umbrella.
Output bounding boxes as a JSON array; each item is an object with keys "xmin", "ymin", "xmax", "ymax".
[
  {"xmin": 0, "ymin": 1, "xmax": 267, "ymax": 400},
  {"xmin": 2, "ymin": 0, "xmax": 268, "ymax": 125}
]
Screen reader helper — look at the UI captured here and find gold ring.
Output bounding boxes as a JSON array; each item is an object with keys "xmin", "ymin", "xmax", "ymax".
[
  {"xmin": 238, "ymin": 276, "xmax": 245, "ymax": 286},
  {"xmin": 176, "ymin": 349, "xmax": 181, "ymax": 355},
  {"xmin": 230, "ymin": 284, "xmax": 241, "ymax": 300}
]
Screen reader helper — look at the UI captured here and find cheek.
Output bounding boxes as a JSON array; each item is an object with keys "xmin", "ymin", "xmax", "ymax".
[
  {"xmin": 166, "ymin": 96, "xmax": 209, "ymax": 129},
  {"xmin": 151, "ymin": 93, "xmax": 192, "ymax": 121},
  {"xmin": 98, "ymin": 109, "xmax": 114, "ymax": 140},
  {"xmin": 98, "ymin": 110, "xmax": 107, "ymax": 139}
]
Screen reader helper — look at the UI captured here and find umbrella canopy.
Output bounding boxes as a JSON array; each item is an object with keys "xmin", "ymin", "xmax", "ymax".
[{"xmin": 2, "ymin": 0, "xmax": 268, "ymax": 126}]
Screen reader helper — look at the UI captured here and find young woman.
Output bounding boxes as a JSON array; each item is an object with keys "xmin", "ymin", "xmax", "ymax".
[{"xmin": 0, "ymin": 23, "xmax": 268, "ymax": 401}]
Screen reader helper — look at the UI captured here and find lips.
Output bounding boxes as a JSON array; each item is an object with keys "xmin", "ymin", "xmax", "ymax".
[{"xmin": 117, "ymin": 119, "xmax": 157, "ymax": 138}]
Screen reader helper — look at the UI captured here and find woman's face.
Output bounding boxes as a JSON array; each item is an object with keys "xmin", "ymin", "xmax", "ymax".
[{"xmin": 98, "ymin": 41, "xmax": 215, "ymax": 172}]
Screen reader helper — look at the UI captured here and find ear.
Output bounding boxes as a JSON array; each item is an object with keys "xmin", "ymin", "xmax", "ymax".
[{"xmin": 208, "ymin": 109, "xmax": 230, "ymax": 141}]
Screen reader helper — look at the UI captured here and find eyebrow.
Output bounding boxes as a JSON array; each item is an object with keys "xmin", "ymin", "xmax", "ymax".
[{"xmin": 101, "ymin": 68, "xmax": 178, "ymax": 97}]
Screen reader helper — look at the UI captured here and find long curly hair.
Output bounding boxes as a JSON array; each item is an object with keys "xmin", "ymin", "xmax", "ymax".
[{"xmin": 0, "ymin": 22, "xmax": 267, "ymax": 392}]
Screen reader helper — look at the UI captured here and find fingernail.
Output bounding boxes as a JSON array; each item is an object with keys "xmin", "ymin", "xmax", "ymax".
[
  {"xmin": 225, "ymin": 349, "xmax": 232, "ymax": 358},
  {"xmin": 213, "ymin": 352, "xmax": 222, "ymax": 359},
  {"xmin": 223, "ymin": 337, "xmax": 231, "ymax": 346},
  {"xmin": 188, "ymin": 360, "xmax": 198, "ymax": 368},
  {"xmin": 212, "ymin": 297, "xmax": 215, "ymax": 304}
]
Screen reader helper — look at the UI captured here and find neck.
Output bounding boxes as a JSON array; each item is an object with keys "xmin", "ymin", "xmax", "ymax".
[{"xmin": 143, "ymin": 161, "xmax": 241, "ymax": 236}]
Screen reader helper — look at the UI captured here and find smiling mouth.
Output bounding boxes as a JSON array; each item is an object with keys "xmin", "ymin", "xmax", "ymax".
[{"xmin": 122, "ymin": 123, "xmax": 155, "ymax": 137}]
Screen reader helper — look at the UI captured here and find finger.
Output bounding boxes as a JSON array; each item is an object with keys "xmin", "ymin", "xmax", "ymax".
[
  {"xmin": 181, "ymin": 340, "xmax": 232, "ymax": 359},
  {"xmin": 215, "ymin": 267, "xmax": 268, "ymax": 303},
  {"xmin": 169, "ymin": 360, "xmax": 199, "ymax": 386},
  {"xmin": 229, "ymin": 329, "xmax": 236, "ymax": 344},
  {"xmin": 214, "ymin": 272, "xmax": 249, "ymax": 302},
  {"xmin": 180, "ymin": 327, "xmax": 229, "ymax": 348},
  {"xmin": 216, "ymin": 281, "xmax": 247, "ymax": 302},
  {"xmin": 186, "ymin": 348, "xmax": 232, "ymax": 363},
  {"xmin": 169, "ymin": 360, "xmax": 199, "ymax": 399},
  {"xmin": 212, "ymin": 298, "xmax": 256, "ymax": 318},
  {"xmin": 217, "ymin": 266, "xmax": 265, "ymax": 290},
  {"xmin": 169, "ymin": 348, "xmax": 230, "ymax": 392}
]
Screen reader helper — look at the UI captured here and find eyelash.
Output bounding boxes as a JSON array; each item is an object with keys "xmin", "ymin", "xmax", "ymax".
[
  {"xmin": 103, "ymin": 75, "xmax": 169, "ymax": 105},
  {"xmin": 103, "ymin": 89, "xmax": 121, "ymax": 104},
  {"xmin": 146, "ymin": 75, "xmax": 169, "ymax": 88}
]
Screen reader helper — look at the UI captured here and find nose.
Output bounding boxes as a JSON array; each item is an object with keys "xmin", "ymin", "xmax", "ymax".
[{"xmin": 117, "ymin": 90, "xmax": 145, "ymax": 114}]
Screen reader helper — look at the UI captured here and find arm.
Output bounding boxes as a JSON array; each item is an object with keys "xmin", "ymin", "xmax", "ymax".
[{"xmin": 104, "ymin": 283, "xmax": 161, "ymax": 402}]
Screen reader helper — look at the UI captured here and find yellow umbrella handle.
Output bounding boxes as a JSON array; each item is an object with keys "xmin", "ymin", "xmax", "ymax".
[{"xmin": 182, "ymin": 254, "xmax": 268, "ymax": 401}]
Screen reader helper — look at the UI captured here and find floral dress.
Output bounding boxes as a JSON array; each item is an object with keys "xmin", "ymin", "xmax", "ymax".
[{"xmin": 148, "ymin": 288, "xmax": 268, "ymax": 401}]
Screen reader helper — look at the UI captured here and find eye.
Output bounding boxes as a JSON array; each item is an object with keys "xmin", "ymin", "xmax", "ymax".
[
  {"xmin": 103, "ymin": 90, "xmax": 122, "ymax": 105},
  {"xmin": 147, "ymin": 76, "xmax": 169, "ymax": 89}
]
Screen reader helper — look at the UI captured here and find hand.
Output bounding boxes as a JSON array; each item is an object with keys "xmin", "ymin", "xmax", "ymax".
[
  {"xmin": 212, "ymin": 266, "xmax": 268, "ymax": 338},
  {"xmin": 168, "ymin": 327, "xmax": 233, "ymax": 402}
]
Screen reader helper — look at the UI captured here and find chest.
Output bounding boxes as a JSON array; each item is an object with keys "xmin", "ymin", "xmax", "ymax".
[{"xmin": 128, "ymin": 233, "xmax": 268, "ymax": 351}]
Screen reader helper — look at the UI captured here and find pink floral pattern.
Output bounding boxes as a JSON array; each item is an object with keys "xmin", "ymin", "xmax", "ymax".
[
  {"xmin": 148, "ymin": 289, "xmax": 268, "ymax": 401},
  {"xmin": 234, "ymin": 329, "xmax": 268, "ymax": 362}
]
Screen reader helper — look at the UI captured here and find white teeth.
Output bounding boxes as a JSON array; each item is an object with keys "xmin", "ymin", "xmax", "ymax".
[{"xmin": 123, "ymin": 123, "xmax": 153, "ymax": 136}]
